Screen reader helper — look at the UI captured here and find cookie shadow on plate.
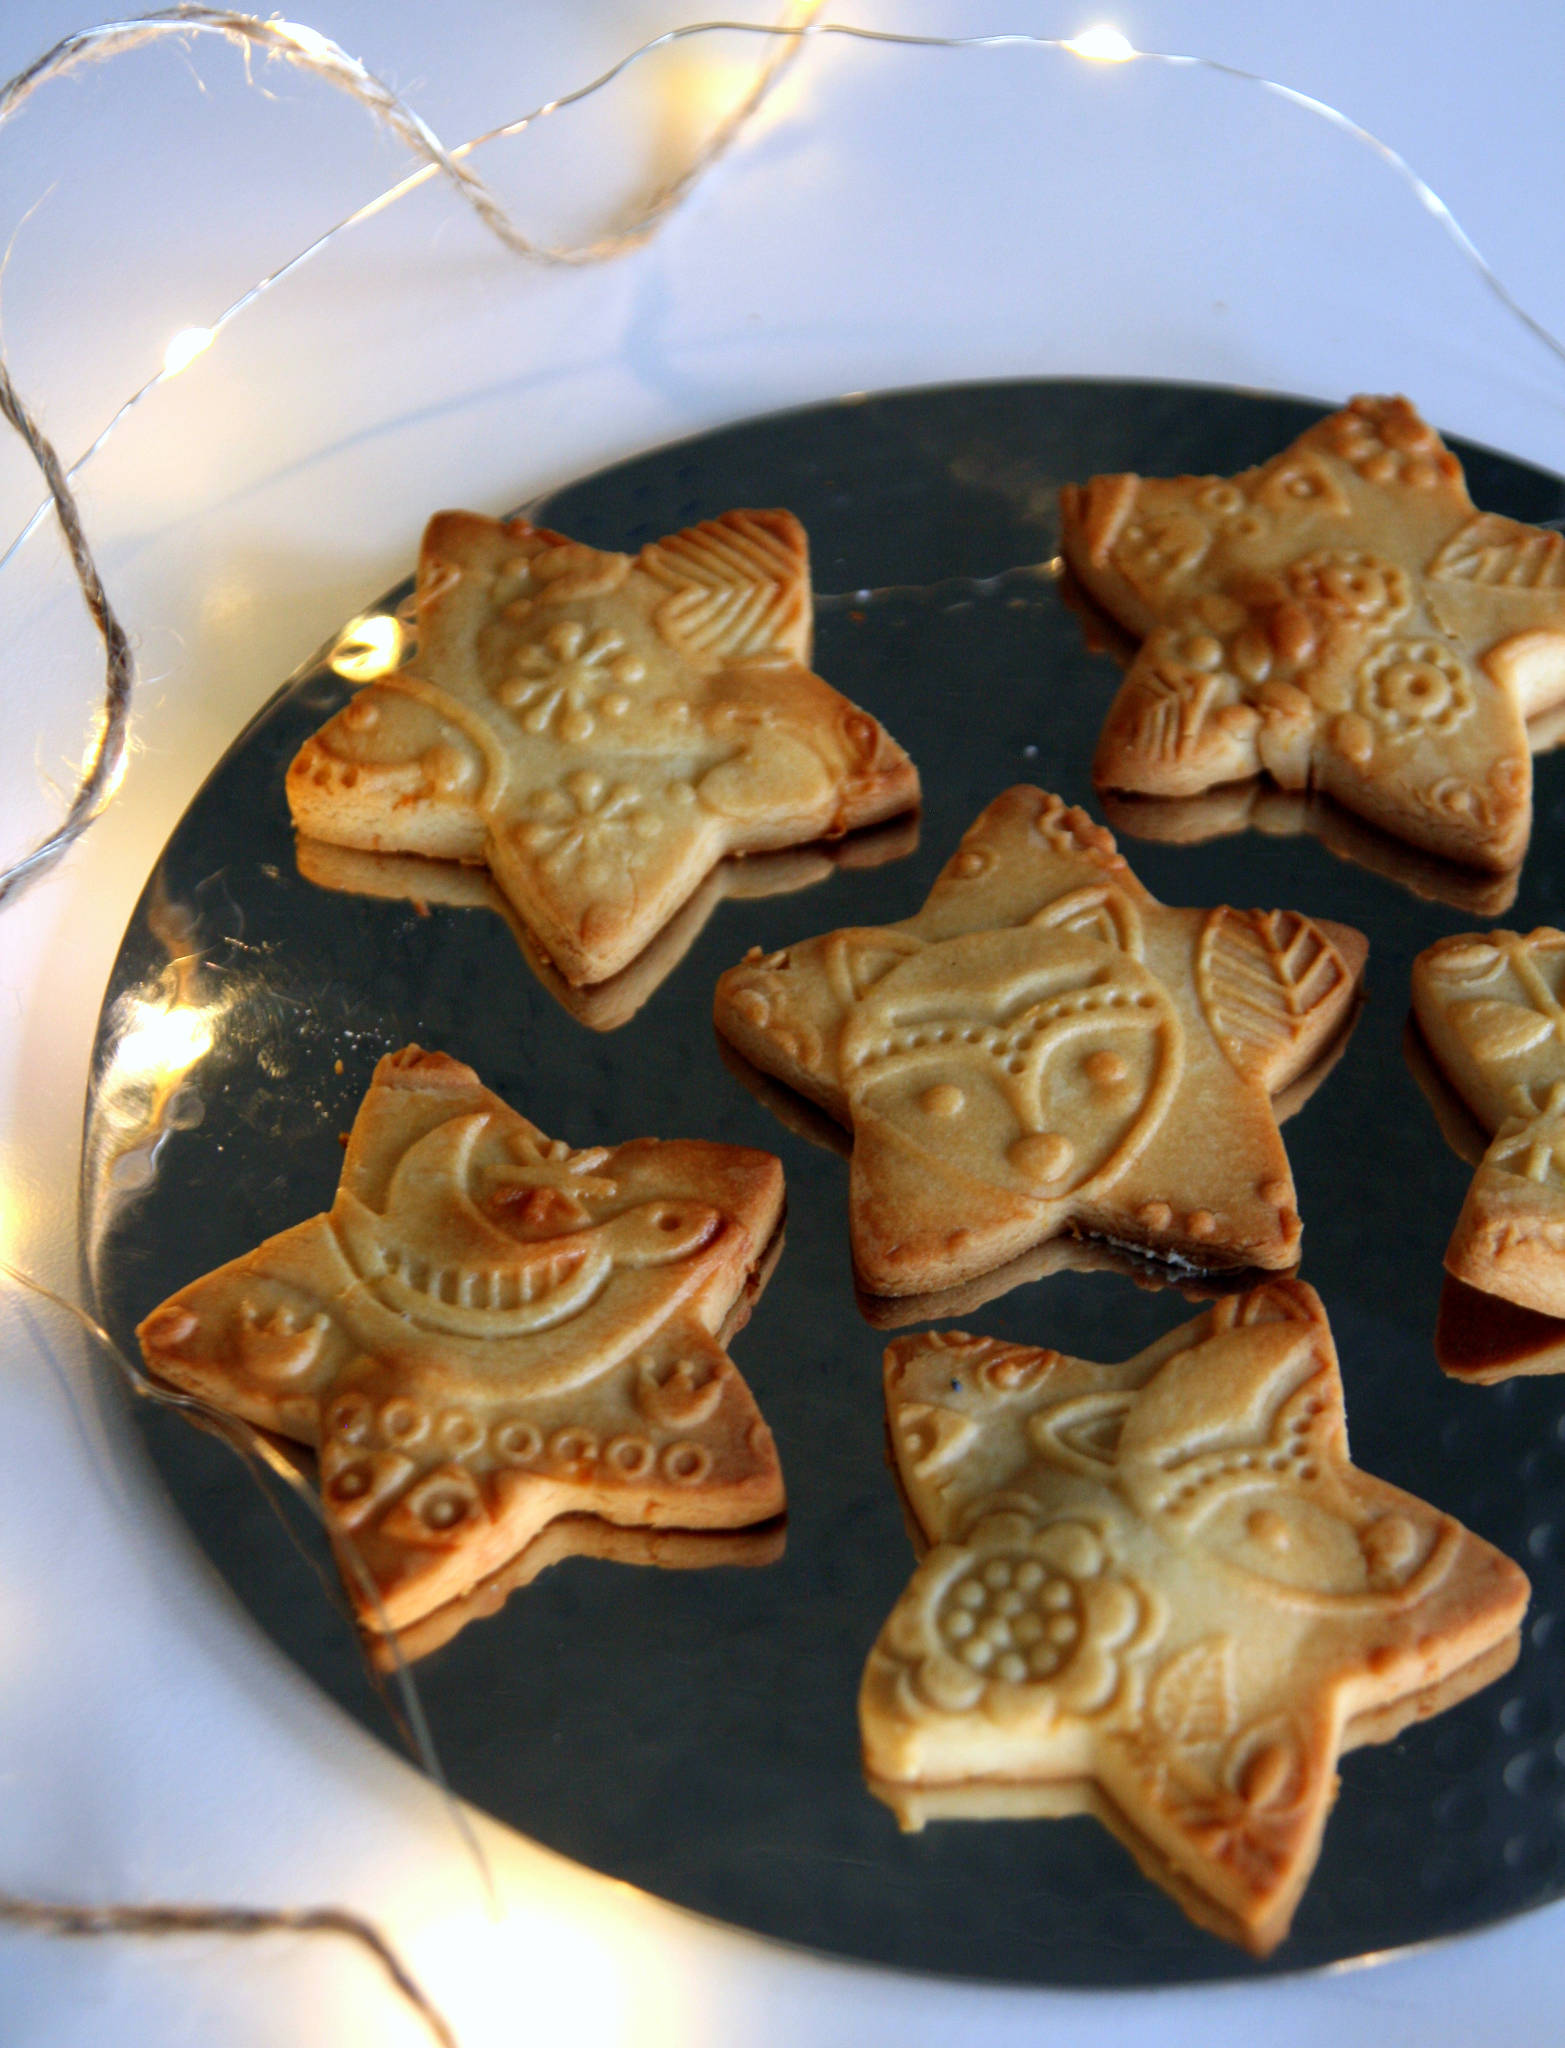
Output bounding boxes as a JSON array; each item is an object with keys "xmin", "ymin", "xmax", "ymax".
[
  {"xmin": 1099, "ymin": 786, "xmax": 1522, "ymax": 921},
  {"xmin": 367, "ymin": 1512, "xmax": 788, "ymax": 1670},
  {"xmin": 296, "ymin": 811, "xmax": 918, "ymax": 1033}
]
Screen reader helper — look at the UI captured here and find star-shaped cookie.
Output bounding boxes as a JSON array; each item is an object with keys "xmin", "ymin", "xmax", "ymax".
[
  {"xmin": 1412, "ymin": 926, "xmax": 1565, "ymax": 1319},
  {"xmin": 860, "ymin": 1281, "xmax": 1529, "ymax": 1953},
  {"xmin": 714, "ymin": 788, "xmax": 1367, "ymax": 1297},
  {"xmin": 1060, "ymin": 395, "xmax": 1565, "ymax": 872},
  {"xmin": 136, "ymin": 1047, "xmax": 787, "ymax": 1632},
  {"xmin": 287, "ymin": 507, "xmax": 920, "ymax": 984}
]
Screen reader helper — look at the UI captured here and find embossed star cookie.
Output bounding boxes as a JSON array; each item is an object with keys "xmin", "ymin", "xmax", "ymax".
[
  {"xmin": 860, "ymin": 1281, "xmax": 1528, "ymax": 1953},
  {"xmin": 714, "ymin": 788, "xmax": 1367, "ymax": 1297},
  {"xmin": 1060, "ymin": 396, "xmax": 1565, "ymax": 872},
  {"xmin": 1412, "ymin": 927, "xmax": 1565, "ymax": 1320},
  {"xmin": 286, "ymin": 508, "xmax": 919, "ymax": 984},
  {"xmin": 136, "ymin": 1047, "xmax": 786, "ymax": 1632}
]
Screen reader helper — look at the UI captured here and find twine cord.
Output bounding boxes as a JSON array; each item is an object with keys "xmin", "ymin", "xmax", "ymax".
[
  {"xmin": 0, "ymin": 1257, "xmax": 491, "ymax": 1895},
  {"xmin": 0, "ymin": 359, "xmax": 134, "ymax": 905},
  {"xmin": 0, "ymin": 2, "xmax": 822, "ymax": 905},
  {"xmin": 0, "ymin": 1893, "xmax": 459, "ymax": 2048}
]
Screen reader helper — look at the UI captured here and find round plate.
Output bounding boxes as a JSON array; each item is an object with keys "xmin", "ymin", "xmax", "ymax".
[{"xmin": 84, "ymin": 380, "xmax": 1565, "ymax": 1986}]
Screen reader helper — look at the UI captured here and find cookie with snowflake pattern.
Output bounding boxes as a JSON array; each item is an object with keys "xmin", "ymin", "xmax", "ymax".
[{"xmin": 288, "ymin": 508, "xmax": 918, "ymax": 984}]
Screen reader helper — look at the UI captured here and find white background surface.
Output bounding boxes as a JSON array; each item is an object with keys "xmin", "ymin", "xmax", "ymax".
[{"xmin": 3, "ymin": 4, "xmax": 1565, "ymax": 2042}]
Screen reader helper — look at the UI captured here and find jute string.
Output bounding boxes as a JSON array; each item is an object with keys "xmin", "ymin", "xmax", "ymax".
[{"xmin": 0, "ymin": 1891, "xmax": 458, "ymax": 2048}]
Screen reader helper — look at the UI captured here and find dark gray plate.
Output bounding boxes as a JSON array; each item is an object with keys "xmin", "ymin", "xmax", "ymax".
[{"xmin": 84, "ymin": 381, "xmax": 1565, "ymax": 1986}]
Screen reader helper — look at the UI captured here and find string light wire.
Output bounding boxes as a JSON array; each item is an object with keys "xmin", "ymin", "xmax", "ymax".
[
  {"xmin": 4, "ymin": 10, "xmax": 1565, "ymax": 903},
  {"xmin": 0, "ymin": 1256, "xmax": 494, "ymax": 1888}
]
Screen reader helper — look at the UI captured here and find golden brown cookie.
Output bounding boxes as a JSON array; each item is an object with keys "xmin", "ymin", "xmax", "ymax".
[
  {"xmin": 287, "ymin": 509, "xmax": 919, "ymax": 984},
  {"xmin": 860, "ymin": 1281, "xmax": 1528, "ymax": 1954},
  {"xmin": 1061, "ymin": 395, "xmax": 1565, "ymax": 872},
  {"xmin": 1412, "ymin": 927, "xmax": 1565, "ymax": 1320},
  {"xmin": 714, "ymin": 788, "xmax": 1366, "ymax": 1297},
  {"xmin": 137, "ymin": 1047, "xmax": 786, "ymax": 1631}
]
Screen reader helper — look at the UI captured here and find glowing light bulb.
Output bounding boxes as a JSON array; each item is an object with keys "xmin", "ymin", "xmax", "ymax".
[
  {"xmin": 330, "ymin": 612, "xmax": 406, "ymax": 681},
  {"xmin": 1065, "ymin": 25, "xmax": 1138, "ymax": 63},
  {"xmin": 161, "ymin": 327, "xmax": 215, "ymax": 378},
  {"xmin": 110, "ymin": 1005, "xmax": 215, "ymax": 1085}
]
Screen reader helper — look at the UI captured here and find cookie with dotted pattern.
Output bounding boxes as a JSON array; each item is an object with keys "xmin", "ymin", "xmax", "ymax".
[
  {"xmin": 714, "ymin": 788, "xmax": 1366, "ymax": 1298},
  {"xmin": 861, "ymin": 1280, "xmax": 1528, "ymax": 1953},
  {"xmin": 137, "ymin": 1047, "xmax": 786, "ymax": 1633},
  {"xmin": 1061, "ymin": 395, "xmax": 1565, "ymax": 872},
  {"xmin": 287, "ymin": 507, "xmax": 919, "ymax": 985}
]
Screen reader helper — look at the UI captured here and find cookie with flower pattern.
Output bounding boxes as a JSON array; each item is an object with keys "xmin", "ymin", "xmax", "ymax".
[
  {"xmin": 715, "ymin": 787, "xmax": 1366, "ymax": 1297},
  {"xmin": 1413, "ymin": 927, "xmax": 1565, "ymax": 1321},
  {"xmin": 861, "ymin": 1281, "xmax": 1528, "ymax": 1952},
  {"xmin": 287, "ymin": 507, "xmax": 918, "ymax": 984},
  {"xmin": 1061, "ymin": 396, "xmax": 1565, "ymax": 872},
  {"xmin": 137, "ymin": 1047, "xmax": 786, "ymax": 1632}
]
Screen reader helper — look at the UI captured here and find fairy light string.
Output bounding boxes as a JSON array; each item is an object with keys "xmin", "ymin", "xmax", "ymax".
[
  {"xmin": 0, "ymin": 1249, "xmax": 494, "ymax": 1872},
  {"xmin": 0, "ymin": 359, "xmax": 133, "ymax": 904},
  {"xmin": 5, "ymin": 11, "xmax": 1565, "ymax": 903},
  {"xmin": 0, "ymin": 1, "xmax": 825, "ymax": 903}
]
